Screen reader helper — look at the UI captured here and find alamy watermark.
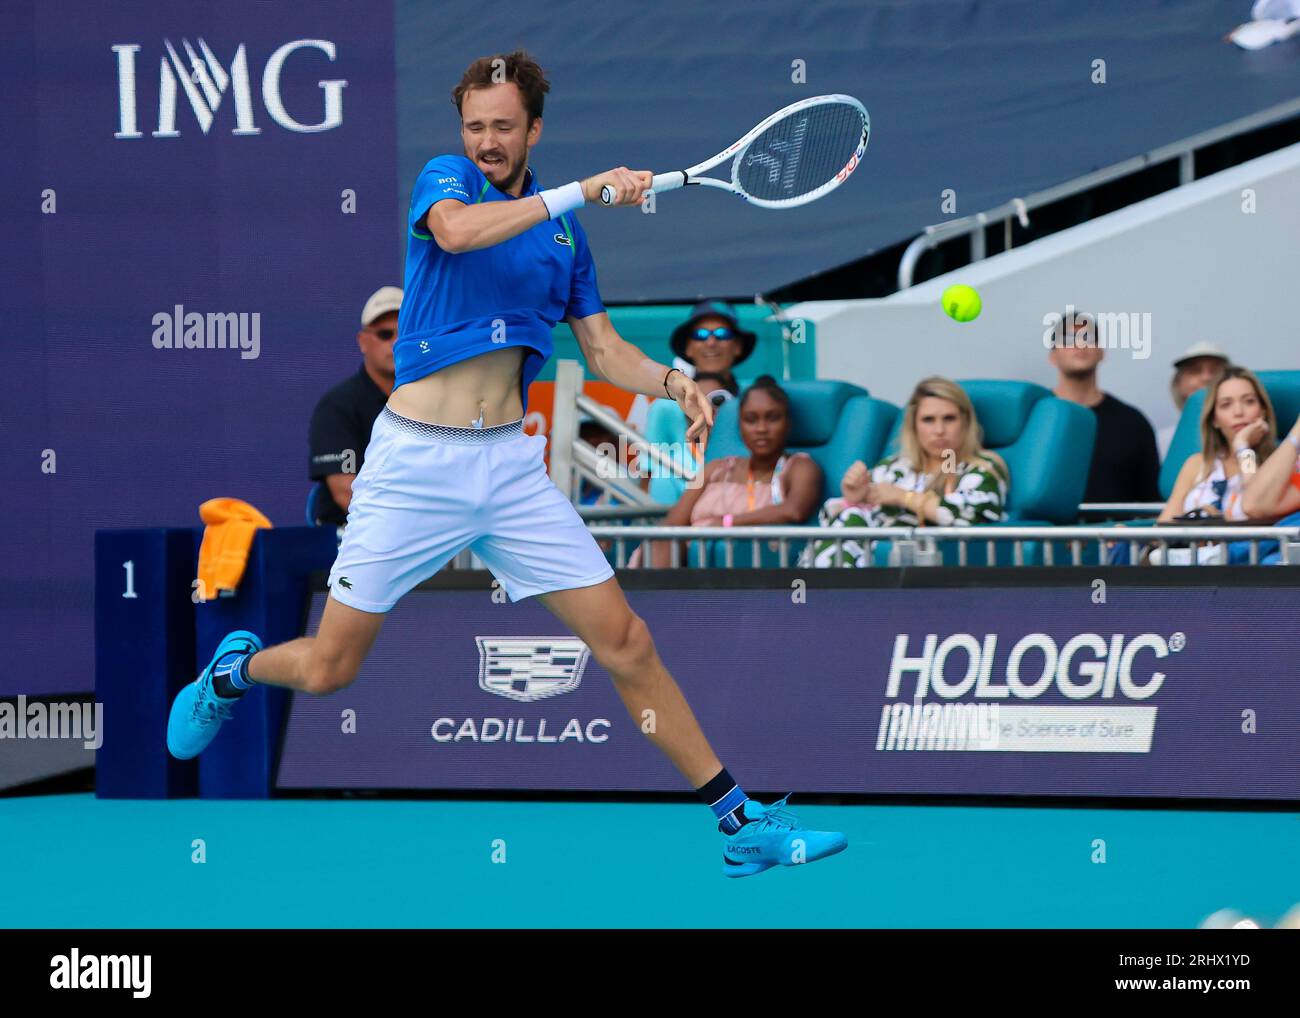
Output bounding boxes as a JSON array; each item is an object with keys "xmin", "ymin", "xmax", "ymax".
[
  {"xmin": 1042, "ymin": 304, "xmax": 1151, "ymax": 360},
  {"xmin": 590, "ymin": 437, "xmax": 706, "ymax": 488},
  {"xmin": 152, "ymin": 304, "xmax": 261, "ymax": 360},
  {"xmin": 0, "ymin": 696, "xmax": 103, "ymax": 749}
]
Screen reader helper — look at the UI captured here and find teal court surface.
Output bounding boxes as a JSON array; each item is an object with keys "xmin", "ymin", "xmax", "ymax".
[{"xmin": 1, "ymin": 794, "xmax": 1296, "ymax": 927}]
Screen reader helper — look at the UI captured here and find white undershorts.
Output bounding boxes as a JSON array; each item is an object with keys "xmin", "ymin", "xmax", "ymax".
[{"xmin": 326, "ymin": 406, "xmax": 615, "ymax": 612}]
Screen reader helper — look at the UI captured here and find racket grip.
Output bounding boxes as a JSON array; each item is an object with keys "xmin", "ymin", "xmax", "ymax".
[
  {"xmin": 599, "ymin": 171, "xmax": 688, "ymax": 206},
  {"xmin": 650, "ymin": 171, "xmax": 687, "ymax": 193}
]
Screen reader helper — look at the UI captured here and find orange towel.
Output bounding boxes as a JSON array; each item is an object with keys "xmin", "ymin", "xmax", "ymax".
[{"xmin": 197, "ymin": 498, "xmax": 273, "ymax": 599}]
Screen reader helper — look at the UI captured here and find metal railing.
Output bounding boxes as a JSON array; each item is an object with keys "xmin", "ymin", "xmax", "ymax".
[
  {"xmin": 551, "ymin": 359, "xmax": 700, "ymax": 508},
  {"xmin": 896, "ymin": 97, "xmax": 1300, "ymax": 290},
  {"xmin": 1077, "ymin": 503, "xmax": 1164, "ymax": 518},
  {"xmin": 586, "ymin": 524, "xmax": 1300, "ymax": 568},
  {"xmin": 578, "ymin": 504, "xmax": 668, "ymax": 522}
]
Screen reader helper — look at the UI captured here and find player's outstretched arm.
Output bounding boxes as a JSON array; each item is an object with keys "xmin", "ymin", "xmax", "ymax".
[
  {"xmin": 424, "ymin": 168, "xmax": 650, "ymax": 254},
  {"xmin": 568, "ymin": 312, "xmax": 714, "ymax": 451}
]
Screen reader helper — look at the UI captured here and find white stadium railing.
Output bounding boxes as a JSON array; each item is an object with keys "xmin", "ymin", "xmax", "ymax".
[{"xmin": 581, "ymin": 524, "xmax": 1300, "ymax": 568}]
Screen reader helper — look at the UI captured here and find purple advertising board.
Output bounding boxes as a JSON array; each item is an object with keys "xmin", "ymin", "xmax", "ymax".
[
  {"xmin": 3, "ymin": 1, "xmax": 398, "ymax": 696},
  {"xmin": 276, "ymin": 580, "xmax": 1300, "ymax": 800}
]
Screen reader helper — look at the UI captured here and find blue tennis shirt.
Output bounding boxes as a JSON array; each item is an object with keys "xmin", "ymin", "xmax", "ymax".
[{"xmin": 396, "ymin": 154, "xmax": 605, "ymax": 413}]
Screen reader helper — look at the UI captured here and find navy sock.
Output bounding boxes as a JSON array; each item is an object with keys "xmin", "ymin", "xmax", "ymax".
[
  {"xmin": 211, "ymin": 652, "xmax": 255, "ymax": 699},
  {"xmin": 698, "ymin": 767, "xmax": 752, "ymax": 834}
]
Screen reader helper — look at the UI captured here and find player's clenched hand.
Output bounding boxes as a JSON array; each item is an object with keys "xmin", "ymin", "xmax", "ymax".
[{"xmin": 582, "ymin": 168, "xmax": 652, "ymax": 207}]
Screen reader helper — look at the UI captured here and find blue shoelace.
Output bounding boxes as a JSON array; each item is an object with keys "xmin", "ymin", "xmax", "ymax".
[
  {"xmin": 750, "ymin": 794, "xmax": 799, "ymax": 833},
  {"xmin": 190, "ymin": 675, "xmax": 234, "ymax": 725}
]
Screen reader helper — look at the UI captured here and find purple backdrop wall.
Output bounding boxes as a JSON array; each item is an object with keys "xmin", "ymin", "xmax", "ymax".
[
  {"xmin": 2, "ymin": 1, "xmax": 398, "ymax": 695},
  {"xmin": 277, "ymin": 584, "xmax": 1300, "ymax": 800}
]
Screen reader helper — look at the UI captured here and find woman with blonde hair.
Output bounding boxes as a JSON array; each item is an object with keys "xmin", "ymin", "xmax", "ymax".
[
  {"xmin": 1159, "ymin": 365, "xmax": 1277, "ymax": 522},
  {"xmin": 807, "ymin": 377, "xmax": 1009, "ymax": 567}
]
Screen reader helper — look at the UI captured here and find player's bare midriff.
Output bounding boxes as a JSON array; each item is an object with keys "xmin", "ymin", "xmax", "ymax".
[{"xmin": 386, "ymin": 345, "xmax": 528, "ymax": 429}]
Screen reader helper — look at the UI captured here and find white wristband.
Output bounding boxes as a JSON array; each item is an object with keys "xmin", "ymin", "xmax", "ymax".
[{"xmin": 539, "ymin": 181, "xmax": 585, "ymax": 220}]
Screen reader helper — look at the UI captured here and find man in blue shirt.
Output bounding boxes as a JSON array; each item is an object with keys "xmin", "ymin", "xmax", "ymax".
[{"xmin": 168, "ymin": 50, "xmax": 845, "ymax": 878}]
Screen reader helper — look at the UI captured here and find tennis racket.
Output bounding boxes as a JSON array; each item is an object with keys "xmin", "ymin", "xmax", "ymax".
[{"xmin": 599, "ymin": 93, "xmax": 869, "ymax": 210}]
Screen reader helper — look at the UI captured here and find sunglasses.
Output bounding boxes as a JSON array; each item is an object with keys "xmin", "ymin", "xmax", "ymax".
[
  {"xmin": 692, "ymin": 326, "xmax": 735, "ymax": 342},
  {"xmin": 368, "ymin": 328, "xmax": 397, "ymax": 341}
]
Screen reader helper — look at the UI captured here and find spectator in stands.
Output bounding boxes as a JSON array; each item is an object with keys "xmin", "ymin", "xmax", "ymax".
[
  {"xmin": 1242, "ymin": 412, "xmax": 1300, "ymax": 520},
  {"xmin": 668, "ymin": 300, "xmax": 756, "ymax": 398},
  {"xmin": 1048, "ymin": 310, "xmax": 1162, "ymax": 504},
  {"xmin": 1159, "ymin": 365, "xmax": 1277, "ymax": 522},
  {"xmin": 309, "ymin": 286, "xmax": 402, "ymax": 526},
  {"xmin": 806, "ymin": 377, "xmax": 1009, "ymax": 568},
  {"xmin": 1157, "ymin": 342, "xmax": 1229, "ymax": 459},
  {"xmin": 635, "ymin": 375, "xmax": 822, "ymax": 566}
]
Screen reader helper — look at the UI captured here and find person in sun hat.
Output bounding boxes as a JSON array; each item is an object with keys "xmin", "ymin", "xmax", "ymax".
[
  {"xmin": 1157, "ymin": 341, "xmax": 1230, "ymax": 460},
  {"xmin": 667, "ymin": 299, "xmax": 757, "ymax": 399}
]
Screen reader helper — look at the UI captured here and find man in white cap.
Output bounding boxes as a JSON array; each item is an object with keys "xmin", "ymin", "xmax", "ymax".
[
  {"xmin": 308, "ymin": 286, "xmax": 403, "ymax": 525},
  {"xmin": 1158, "ymin": 341, "xmax": 1230, "ymax": 459}
]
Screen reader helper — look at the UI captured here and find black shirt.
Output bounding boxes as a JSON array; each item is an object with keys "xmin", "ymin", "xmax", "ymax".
[
  {"xmin": 308, "ymin": 366, "xmax": 388, "ymax": 525},
  {"xmin": 1082, "ymin": 393, "xmax": 1163, "ymax": 504}
]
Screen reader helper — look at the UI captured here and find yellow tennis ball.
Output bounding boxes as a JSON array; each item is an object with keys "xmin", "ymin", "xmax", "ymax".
[{"xmin": 942, "ymin": 284, "xmax": 982, "ymax": 322}]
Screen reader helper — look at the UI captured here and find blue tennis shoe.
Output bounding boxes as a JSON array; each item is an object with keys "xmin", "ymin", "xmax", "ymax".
[
  {"xmin": 166, "ymin": 630, "xmax": 262, "ymax": 760},
  {"xmin": 721, "ymin": 794, "xmax": 847, "ymax": 878}
]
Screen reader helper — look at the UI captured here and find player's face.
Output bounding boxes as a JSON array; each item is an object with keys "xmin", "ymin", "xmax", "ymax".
[
  {"xmin": 358, "ymin": 311, "xmax": 398, "ymax": 379},
  {"xmin": 1176, "ymin": 356, "xmax": 1226, "ymax": 405},
  {"xmin": 460, "ymin": 84, "xmax": 541, "ymax": 195},
  {"xmin": 739, "ymin": 389, "xmax": 789, "ymax": 458},
  {"xmin": 1212, "ymin": 377, "xmax": 1264, "ymax": 444},
  {"xmin": 914, "ymin": 397, "xmax": 964, "ymax": 461},
  {"xmin": 685, "ymin": 315, "xmax": 739, "ymax": 373}
]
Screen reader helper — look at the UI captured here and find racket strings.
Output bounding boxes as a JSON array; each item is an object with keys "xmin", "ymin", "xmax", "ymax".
[{"xmin": 735, "ymin": 102, "xmax": 865, "ymax": 202}]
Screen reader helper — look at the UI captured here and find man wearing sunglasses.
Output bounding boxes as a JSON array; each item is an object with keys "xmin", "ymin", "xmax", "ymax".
[
  {"xmin": 308, "ymin": 286, "xmax": 403, "ymax": 526},
  {"xmin": 667, "ymin": 299, "xmax": 757, "ymax": 398}
]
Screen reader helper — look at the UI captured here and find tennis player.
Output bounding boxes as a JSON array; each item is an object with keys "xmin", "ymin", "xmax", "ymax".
[{"xmin": 168, "ymin": 50, "xmax": 846, "ymax": 878}]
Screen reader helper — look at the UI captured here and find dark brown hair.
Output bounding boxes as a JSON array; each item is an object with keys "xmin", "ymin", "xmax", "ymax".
[
  {"xmin": 740, "ymin": 375, "xmax": 791, "ymax": 416},
  {"xmin": 452, "ymin": 50, "xmax": 550, "ymax": 123}
]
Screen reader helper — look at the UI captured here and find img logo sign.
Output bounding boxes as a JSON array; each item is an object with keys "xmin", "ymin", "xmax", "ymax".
[{"xmin": 112, "ymin": 38, "xmax": 346, "ymax": 139}]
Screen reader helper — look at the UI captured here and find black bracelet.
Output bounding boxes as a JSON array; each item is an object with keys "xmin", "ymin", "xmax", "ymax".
[{"xmin": 663, "ymin": 367, "xmax": 682, "ymax": 400}]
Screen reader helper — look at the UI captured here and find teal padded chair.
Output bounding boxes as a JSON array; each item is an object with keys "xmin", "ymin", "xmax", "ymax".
[
  {"xmin": 647, "ymin": 379, "xmax": 897, "ymax": 506},
  {"xmin": 703, "ymin": 380, "xmax": 897, "ymax": 500},
  {"xmin": 661, "ymin": 380, "xmax": 899, "ymax": 567},
  {"xmin": 874, "ymin": 380, "xmax": 1096, "ymax": 565},
  {"xmin": 1160, "ymin": 370, "xmax": 1300, "ymax": 499}
]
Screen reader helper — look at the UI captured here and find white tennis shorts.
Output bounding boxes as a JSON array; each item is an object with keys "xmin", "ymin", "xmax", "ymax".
[{"xmin": 327, "ymin": 406, "xmax": 615, "ymax": 612}]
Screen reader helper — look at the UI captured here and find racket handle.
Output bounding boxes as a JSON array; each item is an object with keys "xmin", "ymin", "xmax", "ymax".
[
  {"xmin": 599, "ymin": 171, "xmax": 688, "ymax": 206},
  {"xmin": 651, "ymin": 171, "xmax": 688, "ymax": 193}
]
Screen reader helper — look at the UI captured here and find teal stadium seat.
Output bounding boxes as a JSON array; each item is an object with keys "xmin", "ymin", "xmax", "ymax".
[
  {"xmin": 645, "ymin": 380, "xmax": 899, "ymax": 567},
  {"xmin": 645, "ymin": 379, "xmax": 898, "ymax": 506},
  {"xmin": 1159, "ymin": 370, "xmax": 1300, "ymax": 500}
]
